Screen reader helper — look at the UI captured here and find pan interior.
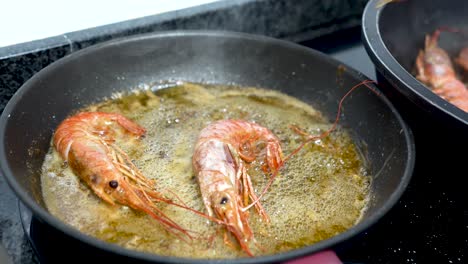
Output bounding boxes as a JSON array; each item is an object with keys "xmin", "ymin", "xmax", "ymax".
[{"xmin": 40, "ymin": 82, "xmax": 371, "ymax": 258}]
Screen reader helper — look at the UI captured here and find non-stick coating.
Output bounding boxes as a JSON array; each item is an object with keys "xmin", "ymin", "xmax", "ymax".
[
  {"xmin": 0, "ymin": 31, "xmax": 414, "ymax": 263},
  {"xmin": 362, "ymin": 0, "xmax": 468, "ymax": 126}
]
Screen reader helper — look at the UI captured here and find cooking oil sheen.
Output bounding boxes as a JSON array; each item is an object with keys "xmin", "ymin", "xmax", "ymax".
[{"xmin": 41, "ymin": 82, "xmax": 370, "ymax": 258}]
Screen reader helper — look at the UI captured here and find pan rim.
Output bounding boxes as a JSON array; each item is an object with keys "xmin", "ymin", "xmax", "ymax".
[
  {"xmin": 362, "ymin": 0, "xmax": 468, "ymax": 126},
  {"xmin": 0, "ymin": 30, "xmax": 415, "ymax": 263}
]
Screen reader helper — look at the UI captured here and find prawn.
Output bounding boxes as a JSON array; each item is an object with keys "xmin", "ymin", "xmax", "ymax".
[
  {"xmin": 53, "ymin": 111, "xmax": 196, "ymax": 241},
  {"xmin": 415, "ymin": 29, "xmax": 468, "ymax": 112},
  {"xmin": 192, "ymin": 119, "xmax": 282, "ymax": 256},
  {"xmin": 192, "ymin": 80, "xmax": 377, "ymax": 256},
  {"xmin": 456, "ymin": 46, "xmax": 468, "ymax": 73}
]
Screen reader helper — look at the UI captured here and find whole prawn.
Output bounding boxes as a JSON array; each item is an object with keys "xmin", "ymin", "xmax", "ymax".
[
  {"xmin": 415, "ymin": 29, "xmax": 468, "ymax": 112},
  {"xmin": 192, "ymin": 119, "xmax": 283, "ymax": 256},
  {"xmin": 53, "ymin": 111, "xmax": 196, "ymax": 241},
  {"xmin": 191, "ymin": 80, "xmax": 377, "ymax": 256}
]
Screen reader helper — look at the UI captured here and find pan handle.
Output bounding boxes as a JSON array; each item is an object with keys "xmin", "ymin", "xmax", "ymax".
[{"xmin": 284, "ymin": 250, "xmax": 341, "ymax": 264}]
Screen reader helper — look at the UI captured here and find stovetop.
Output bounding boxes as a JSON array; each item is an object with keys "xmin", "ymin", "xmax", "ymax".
[{"xmin": 1, "ymin": 1, "xmax": 466, "ymax": 263}]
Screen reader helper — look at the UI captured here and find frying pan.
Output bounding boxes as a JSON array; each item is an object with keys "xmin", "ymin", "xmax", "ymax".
[
  {"xmin": 0, "ymin": 31, "xmax": 414, "ymax": 263},
  {"xmin": 362, "ymin": 0, "xmax": 468, "ymax": 128},
  {"xmin": 361, "ymin": 0, "xmax": 467, "ymax": 194}
]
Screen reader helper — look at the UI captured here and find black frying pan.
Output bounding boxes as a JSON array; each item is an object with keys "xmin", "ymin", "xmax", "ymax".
[
  {"xmin": 0, "ymin": 31, "xmax": 414, "ymax": 263},
  {"xmin": 362, "ymin": 0, "xmax": 468, "ymax": 128},
  {"xmin": 361, "ymin": 0, "xmax": 467, "ymax": 194}
]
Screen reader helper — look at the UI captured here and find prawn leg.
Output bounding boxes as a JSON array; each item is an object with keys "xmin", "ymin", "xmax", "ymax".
[
  {"xmin": 227, "ymin": 144, "xmax": 270, "ymax": 223},
  {"xmin": 239, "ymin": 162, "xmax": 269, "ymax": 222}
]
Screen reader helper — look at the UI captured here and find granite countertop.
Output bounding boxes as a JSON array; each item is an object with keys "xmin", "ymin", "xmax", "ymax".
[{"xmin": 0, "ymin": 1, "xmax": 367, "ymax": 263}]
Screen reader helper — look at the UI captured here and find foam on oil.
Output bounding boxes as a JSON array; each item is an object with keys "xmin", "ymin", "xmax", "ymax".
[{"xmin": 41, "ymin": 83, "xmax": 370, "ymax": 258}]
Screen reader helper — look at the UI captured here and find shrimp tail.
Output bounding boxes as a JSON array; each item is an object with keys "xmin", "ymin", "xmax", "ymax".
[
  {"xmin": 114, "ymin": 115, "xmax": 146, "ymax": 137},
  {"xmin": 426, "ymin": 29, "xmax": 441, "ymax": 49}
]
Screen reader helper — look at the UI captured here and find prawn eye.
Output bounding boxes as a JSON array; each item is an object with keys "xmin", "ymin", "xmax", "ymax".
[
  {"xmin": 109, "ymin": 180, "xmax": 119, "ymax": 189},
  {"xmin": 220, "ymin": 197, "xmax": 229, "ymax": 205}
]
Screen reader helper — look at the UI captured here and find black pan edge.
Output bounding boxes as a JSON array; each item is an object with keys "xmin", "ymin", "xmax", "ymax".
[{"xmin": 0, "ymin": 30, "xmax": 415, "ymax": 264}]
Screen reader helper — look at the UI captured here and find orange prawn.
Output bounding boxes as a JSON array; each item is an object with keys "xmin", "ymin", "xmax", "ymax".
[
  {"xmin": 53, "ymin": 111, "xmax": 197, "ymax": 241},
  {"xmin": 192, "ymin": 80, "xmax": 377, "ymax": 256},
  {"xmin": 192, "ymin": 119, "xmax": 282, "ymax": 256},
  {"xmin": 415, "ymin": 29, "xmax": 468, "ymax": 112}
]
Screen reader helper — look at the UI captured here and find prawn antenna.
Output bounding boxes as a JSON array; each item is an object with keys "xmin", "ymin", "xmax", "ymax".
[
  {"xmin": 436, "ymin": 26, "xmax": 468, "ymax": 38},
  {"xmin": 244, "ymin": 80, "xmax": 378, "ymax": 211}
]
